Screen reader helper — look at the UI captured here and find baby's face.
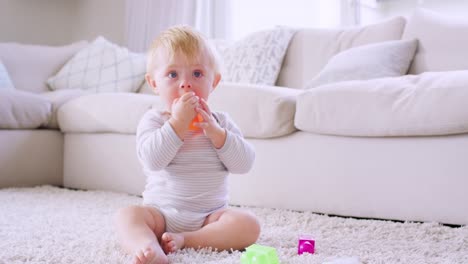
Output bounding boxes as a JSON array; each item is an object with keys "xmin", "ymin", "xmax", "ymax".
[{"xmin": 148, "ymin": 48, "xmax": 220, "ymax": 111}]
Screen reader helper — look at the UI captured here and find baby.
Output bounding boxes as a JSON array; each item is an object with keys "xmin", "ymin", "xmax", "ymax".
[{"xmin": 115, "ymin": 26, "xmax": 260, "ymax": 264}]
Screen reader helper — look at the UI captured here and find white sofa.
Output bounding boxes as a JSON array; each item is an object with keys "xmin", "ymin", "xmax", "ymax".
[{"xmin": 1, "ymin": 9, "xmax": 468, "ymax": 225}]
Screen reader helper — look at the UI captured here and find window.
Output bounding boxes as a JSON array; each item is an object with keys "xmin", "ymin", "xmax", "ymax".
[{"xmin": 228, "ymin": 0, "xmax": 342, "ymax": 40}]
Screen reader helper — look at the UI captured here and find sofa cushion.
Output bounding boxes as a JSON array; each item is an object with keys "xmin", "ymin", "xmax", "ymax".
[
  {"xmin": 277, "ymin": 16, "xmax": 406, "ymax": 89},
  {"xmin": 41, "ymin": 90, "xmax": 89, "ymax": 129},
  {"xmin": 0, "ymin": 90, "xmax": 51, "ymax": 129},
  {"xmin": 403, "ymin": 9, "xmax": 468, "ymax": 74},
  {"xmin": 304, "ymin": 39, "xmax": 418, "ymax": 89},
  {"xmin": 295, "ymin": 71, "xmax": 468, "ymax": 137},
  {"xmin": 137, "ymin": 81, "xmax": 153, "ymax": 94},
  {"xmin": 58, "ymin": 93, "xmax": 162, "ymax": 134},
  {"xmin": 217, "ymin": 27, "xmax": 296, "ymax": 86},
  {"xmin": 47, "ymin": 37, "xmax": 146, "ymax": 93},
  {"xmin": 210, "ymin": 82, "xmax": 301, "ymax": 138},
  {"xmin": 0, "ymin": 60, "xmax": 15, "ymax": 90},
  {"xmin": 0, "ymin": 41, "xmax": 87, "ymax": 93}
]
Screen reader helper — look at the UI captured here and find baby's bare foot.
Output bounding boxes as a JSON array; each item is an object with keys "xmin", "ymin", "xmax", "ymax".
[
  {"xmin": 132, "ymin": 241, "xmax": 168, "ymax": 264},
  {"xmin": 161, "ymin": 232, "xmax": 185, "ymax": 254}
]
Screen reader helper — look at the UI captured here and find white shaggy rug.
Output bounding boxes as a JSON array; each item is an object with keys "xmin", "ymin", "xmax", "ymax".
[{"xmin": 1, "ymin": 186, "xmax": 467, "ymax": 264}]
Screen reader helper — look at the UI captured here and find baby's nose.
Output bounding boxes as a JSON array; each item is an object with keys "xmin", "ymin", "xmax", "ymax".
[{"xmin": 180, "ymin": 80, "xmax": 192, "ymax": 91}]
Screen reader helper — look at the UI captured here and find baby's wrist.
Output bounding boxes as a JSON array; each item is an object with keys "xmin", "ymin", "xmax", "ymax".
[
  {"xmin": 210, "ymin": 126, "xmax": 227, "ymax": 149},
  {"xmin": 168, "ymin": 117, "xmax": 189, "ymax": 140}
]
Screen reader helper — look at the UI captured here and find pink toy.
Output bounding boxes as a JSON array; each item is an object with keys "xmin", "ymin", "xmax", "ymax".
[{"xmin": 298, "ymin": 235, "xmax": 315, "ymax": 255}]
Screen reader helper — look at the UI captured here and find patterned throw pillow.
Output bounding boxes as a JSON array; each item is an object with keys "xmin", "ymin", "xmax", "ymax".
[
  {"xmin": 0, "ymin": 60, "xmax": 15, "ymax": 89},
  {"xmin": 218, "ymin": 27, "xmax": 296, "ymax": 86},
  {"xmin": 47, "ymin": 37, "xmax": 146, "ymax": 93}
]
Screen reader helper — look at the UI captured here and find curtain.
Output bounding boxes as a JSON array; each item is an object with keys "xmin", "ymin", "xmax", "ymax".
[
  {"xmin": 340, "ymin": 0, "xmax": 361, "ymax": 26},
  {"xmin": 125, "ymin": 0, "xmax": 229, "ymax": 52}
]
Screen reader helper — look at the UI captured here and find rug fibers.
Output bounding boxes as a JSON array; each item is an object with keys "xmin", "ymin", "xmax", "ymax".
[{"xmin": 0, "ymin": 186, "xmax": 467, "ymax": 264}]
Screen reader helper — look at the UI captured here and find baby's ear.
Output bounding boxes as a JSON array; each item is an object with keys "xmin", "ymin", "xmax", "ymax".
[
  {"xmin": 145, "ymin": 74, "xmax": 159, "ymax": 94},
  {"xmin": 212, "ymin": 73, "xmax": 221, "ymax": 91}
]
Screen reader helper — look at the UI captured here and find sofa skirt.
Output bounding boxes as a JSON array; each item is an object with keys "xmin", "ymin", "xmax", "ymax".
[{"xmin": 0, "ymin": 130, "xmax": 63, "ymax": 188}]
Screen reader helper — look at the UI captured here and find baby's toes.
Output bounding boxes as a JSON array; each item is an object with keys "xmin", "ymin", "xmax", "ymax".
[
  {"xmin": 133, "ymin": 250, "xmax": 146, "ymax": 264},
  {"xmin": 167, "ymin": 241, "xmax": 176, "ymax": 252},
  {"xmin": 143, "ymin": 248, "xmax": 155, "ymax": 263}
]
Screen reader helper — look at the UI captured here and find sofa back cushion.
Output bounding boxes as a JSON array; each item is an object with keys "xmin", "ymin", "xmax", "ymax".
[
  {"xmin": 402, "ymin": 9, "xmax": 468, "ymax": 74},
  {"xmin": 277, "ymin": 16, "xmax": 406, "ymax": 89},
  {"xmin": 0, "ymin": 41, "xmax": 87, "ymax": 93}
]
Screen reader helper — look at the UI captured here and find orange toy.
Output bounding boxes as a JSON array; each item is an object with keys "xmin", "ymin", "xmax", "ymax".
[{"xmin": 189, "ymin": 114, "xmax": 204, "ymax": 130}]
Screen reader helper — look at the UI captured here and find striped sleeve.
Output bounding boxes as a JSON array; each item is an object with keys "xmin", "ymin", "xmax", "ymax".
[
  {"xmin": 136, "ymin": 109, "xmax": 183, "ymax": 171},
  {"xmin": 215, "ymin": 112, "xmax": 255, "ymax": 174}
]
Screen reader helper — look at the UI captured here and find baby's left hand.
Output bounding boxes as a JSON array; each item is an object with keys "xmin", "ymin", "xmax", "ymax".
[{"xmin": 194, "ymin": 98, "xmax": 226, "ymax": 148}]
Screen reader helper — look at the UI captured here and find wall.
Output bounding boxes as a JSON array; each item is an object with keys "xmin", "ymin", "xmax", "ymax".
[
  {"xmin": 72, "ymin": 0, "xmax": 126, "ymax": 46},
  {"xmin": 0, "ymin": 0, "xmax": 126, "ymax": 46},
  {"xmin": 1, "ymin": 0, "xmax": 466, "ymax": 46},
  {"xmin": 0, "ymin": 0, "xmax": 77, "ymax": 45}
]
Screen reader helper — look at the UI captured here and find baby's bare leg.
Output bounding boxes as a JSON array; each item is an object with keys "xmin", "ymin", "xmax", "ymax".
[
  {"xmin": 115, "ymin": 205, "xmax": 168, "ymax": 264},
  {"xmin": 161, "ymin": 208, "xmax": 260, "ymax": 253}
]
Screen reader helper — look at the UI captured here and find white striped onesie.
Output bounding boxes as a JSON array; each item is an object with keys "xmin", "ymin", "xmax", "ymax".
[{"xmin": 136, "ymin": 108, "xmax": 255, "ymax": 233}]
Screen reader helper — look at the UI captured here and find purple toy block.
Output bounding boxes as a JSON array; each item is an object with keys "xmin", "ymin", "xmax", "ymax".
[{"xmin": 298, "ymin": 235, "xmax": 315, "ymax": 255}]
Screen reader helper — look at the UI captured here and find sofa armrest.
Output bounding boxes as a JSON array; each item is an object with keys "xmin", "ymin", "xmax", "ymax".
[{"xmin": 210, "ymin": 82, "xmax": 302, "ymax": 138}]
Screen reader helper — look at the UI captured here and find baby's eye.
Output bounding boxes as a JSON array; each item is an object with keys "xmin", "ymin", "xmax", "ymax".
[
  {"xmin": 168, "ymin": 71, "xmax": 177, "ymax": 78},
  {"xmin": 193, "ymin": 70, "xmax": 203, "ymax": 78}
]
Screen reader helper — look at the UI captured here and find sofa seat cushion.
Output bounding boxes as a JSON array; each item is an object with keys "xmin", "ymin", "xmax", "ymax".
[
  {"xmin": 0, "ymin": 59, "xmax": 15, "ymax": 90},
  {"xmin": 210, "ymin": 82, "xmax": 301, "ymax": 138},
  {"xmin": 295, "ymin": 71, "xmax": 468, "ymax": 137},
  {"xmin": 41, "ymin": 90, "xmax": 90, "ymax": 129},
  {"xmin": 0, "ymin": 90, "xmax": 52, "ymax": 129},
  {"xmin": 60, "ymin": 83, "xmax": 300, "ymax": 138},
  {"xmin": 58, "ymin": 93, "xmax": 162, "ymax": 134}
]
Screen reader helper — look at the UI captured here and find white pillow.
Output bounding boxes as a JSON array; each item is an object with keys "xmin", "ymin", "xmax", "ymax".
[
  {"xmin": 304, "ymin": 39, "xmax": 418, "ymax": 89},
  {"xmin": 0, "ymin": 90, "xmax": 51, "ymax": 129},
  {"xmin": 217, "ymin": 27, "xmax": 296, "ymax": 86},
  {"xmin": 47, "ymin": 37, "xmax": 146, "ymax": 93},
  {"xmin": 0, "ymin": 60, "xmax": 15, "ymax": 89}
]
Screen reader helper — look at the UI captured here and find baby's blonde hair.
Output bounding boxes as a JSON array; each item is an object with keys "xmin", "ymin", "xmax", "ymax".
[{"xmin": 146, "ymin": 26, "xmax": 221, "ymax": 75}]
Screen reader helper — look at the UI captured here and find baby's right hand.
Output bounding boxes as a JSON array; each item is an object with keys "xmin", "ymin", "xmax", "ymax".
[{"xmin": 171, "ymin": 92, "xmax": 200, "ymax": 126}]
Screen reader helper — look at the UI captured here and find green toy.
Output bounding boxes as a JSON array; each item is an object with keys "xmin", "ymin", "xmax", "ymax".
[{"xmin": 241, "ymin": 244, "xmax": 280, "ymax": 264}]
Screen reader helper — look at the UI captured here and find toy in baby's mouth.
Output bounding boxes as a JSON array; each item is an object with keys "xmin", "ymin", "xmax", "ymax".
[{"xmin": 189, "ymin": 113, "xmax": 204, "ymax": 130}]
